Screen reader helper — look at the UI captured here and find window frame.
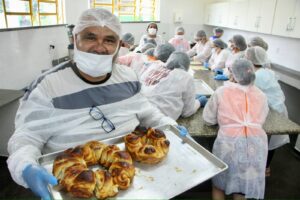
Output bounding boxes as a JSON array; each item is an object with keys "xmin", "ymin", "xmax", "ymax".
[
  {"xmin": 0, "ymin": 0, "xmax": 62, "ymax": 29},
  {"xmin": 90, "ymin": 0, "xmax": 160, "ymax": 22}
]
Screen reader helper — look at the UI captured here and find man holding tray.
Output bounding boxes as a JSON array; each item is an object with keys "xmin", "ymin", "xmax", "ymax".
[{"xmin": 7, "ymin": 8, "xmax": 187, "ymax": 200}]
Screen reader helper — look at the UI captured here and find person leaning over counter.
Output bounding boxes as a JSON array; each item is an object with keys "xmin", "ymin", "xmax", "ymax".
[
  {"xmin": 187, "ymin": 30, "xmax": 212, "ymax": 64},
  {"xmin": 203, "ymin": 59, "xmax": 269, "ymax": 200},
  {"xmin": 6, "ymin": 8, "xmax": 188, "ymax": 200}
]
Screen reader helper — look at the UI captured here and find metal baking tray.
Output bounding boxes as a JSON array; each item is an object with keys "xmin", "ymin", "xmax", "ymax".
[
  {"xmin": 194, "ymin": 79, "xmax": 214, "ymax": 97},
  {"xmin": 38, "ymin": 125, "xmax": 227, "ymax": 200}
]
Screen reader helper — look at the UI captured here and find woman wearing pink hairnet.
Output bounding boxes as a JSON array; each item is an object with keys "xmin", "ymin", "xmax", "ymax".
[{"xmin": 203, "ymin": 59, "xmax": 269, "ymax": 200}]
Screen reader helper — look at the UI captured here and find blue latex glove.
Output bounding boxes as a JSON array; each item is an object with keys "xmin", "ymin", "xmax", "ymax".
[
  {"xmin": 214, "ymin": 74, "xmax": 229, "ymax": 81},
  {"xmin": 203, "ymin": 62, "xmax": 209, "ymax": 69},
  {"xmin": 22, "ymin": 164, "xmax": 58, "ymax": 200},
  {"xmin": 196, "ymin": 95, "xmax": 208, "ymax": 107},
  {"xmin": 213, "ymin": 68, "xmax": 224, "ymax": 75},
  {"xmin": 177, "ymin": 125, "xmax": 189, "ymax": 137}
]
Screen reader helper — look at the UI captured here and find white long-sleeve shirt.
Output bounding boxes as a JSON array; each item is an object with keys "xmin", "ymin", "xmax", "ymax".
[
  {"xmin": 140, "ymin": 63, "xmax": 200, "ymax": 120},
  {"xmin": 208, "ymin": 49, "xmax": 230, "ymax": 70},
  {"xmin": 7, "ymin": 61, "xmax": 176, "ymax": 188},
  {"xmin": 187, "ymin": 40, "xmax": 212, "ymax": 63},
  {"xmin": 136, "ymin": 34, "xmax": 164, "ymax": 52}
]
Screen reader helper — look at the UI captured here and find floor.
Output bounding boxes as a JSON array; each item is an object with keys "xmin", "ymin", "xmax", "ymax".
[{"xmin": 0, "ymin": 82, "xmax": 299, "ymax": 200}]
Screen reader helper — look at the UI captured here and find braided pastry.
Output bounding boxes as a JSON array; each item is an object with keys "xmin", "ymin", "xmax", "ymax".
[
  {"xmin": 124, "ymin": 128, "xmax": 170, "ymax": 164},
  {"xmin": 52, "ymin": 140, "xmax": 135, "ymax": 199}
]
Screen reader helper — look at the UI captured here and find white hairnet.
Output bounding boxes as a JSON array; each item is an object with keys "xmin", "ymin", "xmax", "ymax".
[
  {"xmin": 140, "ymin": 43, "xmax": 156, "ymax": 53},
  {"xmin": 246, "ymin": 46, "xmax": 269, "ymax": 66},
  {"xmin": 231, "ymin": 35, "xmax": 247, "ymax": 51},
  {"xmin": 213, "ymin": 39, "xmax": 227, "ymax": 49},
  {"xmin": 166, "ymin": 52, "xmax": 190, "ymax": 71},
  {"xmin": 153, "ymin": 43, "xmax": 176, "ymax": 62},
  {"xmin": 195, "ymin": 30, "xmax": 206, "ymax": 39},
  {"xmin": 248, "ymin": 36, "xmax": 268, "ymax": 51},
  {"xmin": 122, "ymin": 33, "xmax": 135, "ymax": 45},
  {"xmin": 175, "ymin": 26, "xmax": 185, "ymax": 34},
  {"xmin": 73, "ymin": 8, "xmax": 121, "ymax": 37},
  {"xmin": 231, "ymin": 58, "xmax": 255, "ymax": 85}
]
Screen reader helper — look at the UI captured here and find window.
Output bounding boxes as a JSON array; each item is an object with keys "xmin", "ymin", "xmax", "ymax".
[
  {"xmin": 90, "ymin": 0, "xmax": 160, "ymax": 22},
  {"xmin": 0, "ymin": 0, "xmax": 64, "ymax": 29}
]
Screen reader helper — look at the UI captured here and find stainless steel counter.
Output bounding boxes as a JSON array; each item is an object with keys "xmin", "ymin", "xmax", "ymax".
[{"xmin": 177, "ymin": 69, "xmax": 300, "ymax": 137}]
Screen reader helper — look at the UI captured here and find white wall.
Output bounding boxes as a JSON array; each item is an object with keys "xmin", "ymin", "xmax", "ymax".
[
  {"xmin": 0, "ymin": 26, "xmax": 69, "ymax": 89},
  {"xmin": 64, "ymin": 0, "xmax": 89, "ymax": 25}
]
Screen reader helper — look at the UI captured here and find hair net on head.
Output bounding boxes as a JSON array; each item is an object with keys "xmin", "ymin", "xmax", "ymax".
[
  {"xmin": 231, "ymin": 35, "xmax": 247, "ymax": 51},
  {"xmin": 144, "ymin": 48, "xmax": 155, "ymax": 56},
  {"xmin": 246, "ymin": 46, "xmax": 269, "ymax": 66},
  {"xmin": 73, "ymin": 8, "xmax": 121, "ymax": 37},
  {"xmin": 231, "ymin": 58, "xmax": 256, "ymax": 85},
  {"xmin": 175, "ymin": 26, "xmax": 185, "ymax": 34},
  {"xmin": 214, "ymin": 27, "xmax": 224, "ymax": 34},
  {"xmin": 166, "ymin": 52, "xmax": 190, "ymax": 71},
  {"xmin": 122, "ymin": 33, "xmax": 134, "ymax": 45},
  {"xmin": 147, "ymin": 22, "xmax": 158, "ymax": 30},
  {"xmin": 153, "ymin": 43, "xmax": 176, "ymax": 62},
  {"xmin": 195, "ymin": 30, "xmax": 206, "ymax": 39},
  {"xmin": 213, "ymin": 39, "xmax": 227, "ymax": 49},
  {"xmin": 140, "ymin": 43, "xmax": 156, "ymax": 53},
  {"xmin": 249, "ymin": 36, "xmax": 268, "ymax": 51}
]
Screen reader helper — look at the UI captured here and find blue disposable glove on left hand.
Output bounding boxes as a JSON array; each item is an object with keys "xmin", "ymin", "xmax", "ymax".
[
  {"xmin": 177, "ymin": 125, "xmax": 189, "ymax": 137},
  {"xmin": 196, "ymin": 95, "xmax": 208, "ymax": 107},
  {"xmin": 22, "ymin": 164, "xmax": 58, "ymax": 200},
  {"xmin": 213, "ymin": 68, "xmax": 224, "ymax": 75},
  {"xmin": 214, "ymin": 74, "xmax": 229, "ymax": 80}
]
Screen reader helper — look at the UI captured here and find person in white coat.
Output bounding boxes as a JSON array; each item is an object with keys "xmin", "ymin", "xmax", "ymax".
[
  {"xmin": 136, "ymin": 22, "xmax": 164, "ymax": 52},
  {"xmin": 203, "ymin": 59, "xmax": 269, "ymax": 200},
  {"xmin": 208, "ymin": 39, "xmax": 230, "ymax": 70},
  {"xmin": 6, "ymin": 8, "xmax": 185, "ymax": 200},
  {"xmin": 245, "ymin": 46, "xmax": 290, "ymax": 177},
  {"xmin": 141, "ymin": 52, "xmax": 207, "ymax": 120},
  {"xmin": 118, "ymin": 32, "xmax": 135, "ymax": 56},
  {"xmin": 168, "ymin": 26, "xmax": 190, "ymax": 52},
  {"xmin": 215, "ymin": 35, "xmax": 247, "ymax": 80},
  {"xmin": 187, "ymin": 30, "xmax": 212, "ymax": 64}
]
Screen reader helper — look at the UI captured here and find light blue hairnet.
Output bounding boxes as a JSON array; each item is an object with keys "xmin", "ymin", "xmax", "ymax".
[
  {"xmin": 175, "ymin": 26, "xmax": 185, "ymax": 34},
  {"xmin": 248, "ymin": 36, "xmax": 268, "ymax": 51},
  {"xmin": 122, "ymin": 33, "xmax": 135, "ymax": 45},
  {"xmin": 213, "ymin": 39, "xmax": 227, "ymax": 49},
  {"xmin": 195, "ymin": 30, "xmax": 206, "ymax": 39},
  {"xmin": 246, "ymin": 46, "xmax": 269, "ymax": 66},
  {"xmin": 153, "ymin": 43, "xmax": 176, "ymax": 62},
  {"xmin": 140, "ymin": 43, "xmax": 156, "ymax": 53},
  {"xmin": 231, "ymin": 35, "xmax": 247, "ymax": 51},
  {"xmin": 166, "ymin": 52, "xmax": 190, "ymax": 71},
  {"xmin": 144, "ymin": 48, "xmax": 155, "ymax": 56},
  {"xmin": 73, "ymin": 8, "xmax": 121, "ymax": 37},
  {"xmin": 231, "ymin": 58, "xmax": 256, "ymax": 85}
]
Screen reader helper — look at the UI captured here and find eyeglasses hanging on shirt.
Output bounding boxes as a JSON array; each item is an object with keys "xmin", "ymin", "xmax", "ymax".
[{"xmin": 89, "ymin": 106, "xmax": 115, "ymax": 133}]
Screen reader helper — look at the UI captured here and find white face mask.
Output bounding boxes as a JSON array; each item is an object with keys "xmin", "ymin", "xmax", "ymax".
[
  {"xmin": 148, "ymin": 28, "xmax": 157, "ymax": 35},
  {"xmin": 175, "ymin": 35, "xmax": 184, "ymax": 40},
  {"xmin": 74, "ymin": 46, "xmax": 118, "ymax": 77}
]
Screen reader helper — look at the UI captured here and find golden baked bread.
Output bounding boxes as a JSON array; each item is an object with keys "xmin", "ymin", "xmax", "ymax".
[
  {"xmin": 52, "ymin": 140, "xmax": 135, "ymax": 199},
  {"xmin": 124, "ymin": 128, "xmax": 170, "ymax": 164}
]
